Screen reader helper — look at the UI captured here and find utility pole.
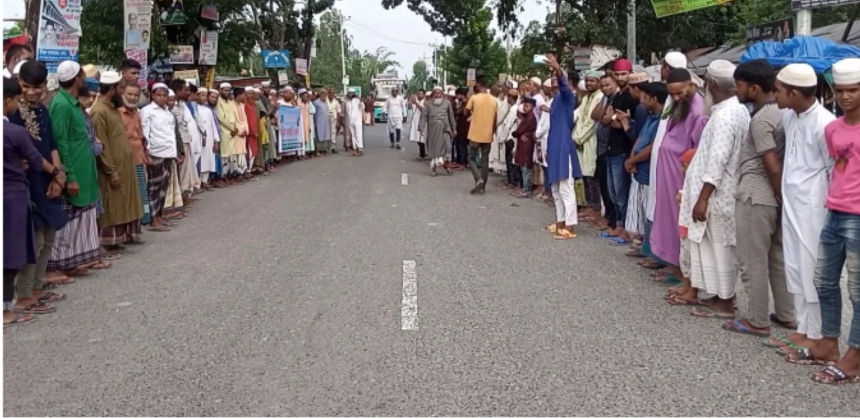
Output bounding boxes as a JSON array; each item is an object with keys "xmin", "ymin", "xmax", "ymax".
[
  {"xmin": 627, "ymin": 0, "xmax": 636, "ymax": 62},
  {"xmin": 443, "ymin": 37, "xmax": 448, "ymax": 87},
  {"xmin": 340, "ymin": 14, "xmax": 349, "ymax": 95},
  {"xmin": 796, "ymin": 8, "xmax": 812, "ymax": 36}
]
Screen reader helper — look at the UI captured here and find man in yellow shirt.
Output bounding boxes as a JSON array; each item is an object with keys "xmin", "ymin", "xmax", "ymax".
[{"xmin": 465, "ymin": 75, "xmax": 498, "ymax": 194}]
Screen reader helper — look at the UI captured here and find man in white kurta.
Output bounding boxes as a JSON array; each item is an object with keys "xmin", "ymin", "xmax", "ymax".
[
  {"xmin": 195, "ymin": 87, "xmax": 219, "ymax": 187},
  {"xmin": 344, "ymin": 88, "xmax": 364, "ymax": 155},
  {"xmin": 386, "ymin": 88, "xmax": 407, "ymax": 149},
  {"xmin": 679, "ymin": 60, "xmax": 749, "ymax": 318},
  {"xmin": 574, "ymin": 72, "xmax": 604, "ymax": 218},
  {"xmin": 491, "ymin": 91, "xmax": 513, "ymax": 173},
  {"xmin": 776, "ymin": 64, "xmax": 835, "ymax": 351},
  {"xmin": 327, "ymin": 90, "xmax": 341, "ymax": 154},
  {"xmin": 408, "ymin": 91, "xmax": 426, "ymax": 159}
]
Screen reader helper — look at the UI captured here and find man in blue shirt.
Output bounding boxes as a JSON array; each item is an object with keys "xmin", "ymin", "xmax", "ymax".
[{"xmin": 9, "ymin": 60, "xmax": 69, "ymax": 314}]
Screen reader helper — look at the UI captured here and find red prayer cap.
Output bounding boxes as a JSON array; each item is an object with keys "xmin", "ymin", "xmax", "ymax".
[{"xmin": 613, "ymin": 59, "xmax": 633, "ymax": 72}]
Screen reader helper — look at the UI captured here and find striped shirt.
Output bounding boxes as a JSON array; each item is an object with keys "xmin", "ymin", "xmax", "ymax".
[{"xmin": 736, "ymin": 103, "xmax": 784, "ymax": 207}]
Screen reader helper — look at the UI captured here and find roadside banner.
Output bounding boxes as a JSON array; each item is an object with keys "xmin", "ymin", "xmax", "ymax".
[
  {"xmin": 296, "ymin": 58, "xmax": 309, "ymax": 75},
  {"xmin": 169, "ymin": 45, "xmax": 195, "ymax": 64},
  {"xmin": 278, "ymin": 70, "xmax": 289, "ymax": 85},
  {"xmin": 199, "ymin": 30, "xmax": 218, "ymax": 65},
  {"xmin": 174, "ymin": 69, "xmax": 199, "ymax": 87},
  {"xmin": 466, "ymin": 68, "xmax": 476, "ymax": 87},
  {"xmin": 650, "ymin": 0, "xmax": 735, "ymax": 19},
  {"xmin": 123, "ymin": 0, "xmax": 152, "ymax": 52},
  {"xmin": 36, "ymin": 0, "xmax": 83, "ymax": 61},
  {"xmin": 262, "ymin": 50, "xmax": 292, "ymax": 68},
  {"xmin": 126, "ymin": 49, "xmax": 149, "ymax": 88},
  {"xmin": 746, "ymin": 18, "xmax": 795, "ymax": 44},
  {"xmin": 278, "ymin": 105, "xmax": 304, "ymax": 154},
  {"xmin": 791, "ymin": 0, "xmax": 860, "ymax": 10}
]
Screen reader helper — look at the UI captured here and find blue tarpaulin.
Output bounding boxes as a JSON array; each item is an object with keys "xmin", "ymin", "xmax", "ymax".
[{"xmin": 741, "ymin": 35, "xmax": 860, "ymax": 73}]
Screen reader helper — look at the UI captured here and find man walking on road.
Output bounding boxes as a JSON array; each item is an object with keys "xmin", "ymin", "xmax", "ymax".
[
  {"xmin": 345, "ymin": 87, "xmax": 364, "ymax": 156},
  {"xmin": 386, "ymin": 87, "xmax": 407, "ymax": 149},
  {"xmin": 465, "ymin": 75, "xmax": 498, "ymax": 194}
]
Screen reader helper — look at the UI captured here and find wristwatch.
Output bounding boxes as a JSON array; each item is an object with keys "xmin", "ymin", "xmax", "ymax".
[{"xmin": 51, "ymin": 167, "xmax": 60, "ymax": 177}]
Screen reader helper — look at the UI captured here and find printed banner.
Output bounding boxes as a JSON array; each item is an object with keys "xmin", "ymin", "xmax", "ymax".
[
  {"xmin": 295, "ymin": 58, "xmax": 308, "ymax": 75},
  {"xmin": 650, "ymin": 0, "xmax": 735, "ymax": 19},
  {"xmin": 169, "ymin": 45, "xmax": 195, "ymax": 64},
  {"xmin": 791, "ymin": 0, "xmax": 860, "ymax": 10},
  {"xmin": 124, "ymin": 0, "xmax": 152, "ymax": 52},
  {"xmin": 261, "ymin": 50, "xmax": 292, "ymax": 68},
  {"xmin": 278, "ymin": 105, "xmax": 304, "ymax": 154},
  {"xmin": 466, "ymin": 68, "xmax": 476, "ymax": 87},
  {"xmin": 277, "ymin": 70, "xmax": 288, "ymax": 85},
  {"xmin": 746, "ymin": 18, "xmax": 795, "ymax": 44},
  {"xmin": 174, "ymin": 69, "xmax": 199, "ymax": 87},
  {"xmin": 200, "ymin": 3, "xmax": 219, "ymax": 20},
  {"xmin": 126, "ymin": 48, "xmax": 149, "ymax": 88},
  {"xmin": 160, "ymin": 0, "xmax": 186, "ymax": 26},
  {"xmin": 36, "ymin": 0, "xmax": 83, "ymax": 61},
  {"xmin": 198, "ymin": 30, "xmax": 218, "ymax": 65}
]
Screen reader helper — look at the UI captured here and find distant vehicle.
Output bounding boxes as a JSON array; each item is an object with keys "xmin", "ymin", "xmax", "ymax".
[{"xmin": 371, "ymin": 72, "xmax": 407, "ymax": 123}]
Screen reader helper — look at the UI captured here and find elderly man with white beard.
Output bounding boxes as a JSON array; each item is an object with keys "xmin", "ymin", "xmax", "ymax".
[
  {"xmin": 118, "ymin": 82, "xmax": 152, "ymax": 227},
  {"xmin": 678, "ymin": 60, "xmax": 750, "ymax": 319},
  {"xmin": 419, "ymin": 86, "xmax": 456, "ymax": 176}
]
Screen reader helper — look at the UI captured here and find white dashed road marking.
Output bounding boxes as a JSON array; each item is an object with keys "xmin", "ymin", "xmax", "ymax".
[
  {"xmin": 402, "ymin": 260, "xmax": 418, "ymax": 330},
  {"xmin": 401, "ymin": 173, "xmax": 409, "ymax": 185}
]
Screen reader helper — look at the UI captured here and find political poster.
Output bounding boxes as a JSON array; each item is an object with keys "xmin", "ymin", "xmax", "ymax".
[
  {"xmin": 650, "ymin": 0, "xmax": 735, "ymax": 19},
  {"xmin": 277, "ymin": 70, "xmax": 288, "ymax": 85},
  {"xmin": 261, "ymin": 50, "xmax": 292, "ymax": 68},
  {"xmin": 198, "ymin": 30, "xmax": 218, "ymax": 65},
  {"xmin": 200, "ymin": 3, "xmax": 219, "ymax": 21},
  {"xmin": 746, "ymin": 18, "xmax": 794, "ymax": 44},
  {"xmin": 124, "ymin": 0, "xmax": 152, "ymax": 52},
  {"xmin": 278, "ymin": 105, "xmax": 304, "ymax": 154},
  {"xmin": 126, "ymin": 49, "xmax": 149, "ymax": 88},
  {"xmin": 36, "ymin": 0, "xmax": 83, "ymax": 62},
  {"xmin": 174, "ymin": 70, "xmax": 199, "ymax": 87},
  {"xmin": 466, "ymin": 68, "xmax": 476, "ymax": 87},
  {"xmin": 160, "ymin": 0, "xmax": 187, "ymax": 26},
  {"xmin": 169, "ymin": 45, "xmax": 195, "ymax": 64},
  {"xmin": 295, "ymin": 58, "xmax": 308, "ymax": 75}
]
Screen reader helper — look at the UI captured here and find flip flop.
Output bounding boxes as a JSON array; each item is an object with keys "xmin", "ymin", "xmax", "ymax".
[
  {"xmin": 38, "ymin": 291, "xmax": 66, "ymax": 303},
  {"xmin": 101, "ymin": 253, "xmax": 123, "ymax": 261},
  {"xmin": 763, "ymin": 336, "xmax": 795, "ymax": 348},
  {"xmin": 596, "ymin": 231, "xmax": 618, "ymax": 238},
  {"xmin": 15, "ymin": 302, "xmax": 56, "ymax": 315},
  {"xmin": 666, "ymin": 294, "xmax": 699, "ymax": 306},
  {"xmin": 775, "ymin": 344, "xmax": 806, "ymax": 356},
  {"xmin": 722, "ymin": 319, "xmax": 770, "ymax": 337},
  {"xmin": 786, "ymin": 348, "xmax": 836, "ymax": 366},
  {"xmin": 625, "ymin": 249, "xmax": 645, "ymax": 258},
  {"xmin": 608, "ymin": 237, "xmax": 629, "ymax": 246},
  {"xmin": 690, "ymin": 306, "xmax": 734, "ymax": 319},
  {"xmin": 3, "ymin": 313, "xmax": 35, "ymax": 326},
  {"xmin": 89, "ymin": 261, "xmax": 111, "ymax": 270},
  {"xmin": 812, "ymin": 366, "xmax": 860, "ymax": 385},
  {"xmin": 770, "ymin": 313, "xmax": 798, "ymax": 330},
  {"xmin": 148, "ymin": 225, "xmax": 171, "ymax": 232}
]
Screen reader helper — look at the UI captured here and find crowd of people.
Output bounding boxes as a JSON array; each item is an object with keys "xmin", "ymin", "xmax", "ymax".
[
  {"xmin": 399, "ymin": 52, "xmax": 859, "ymax": 385},
  {"xmin": 2, "ymin": 45, "xmax": 370, "ymax": 328},
  {"xmin": 4, "ymin": 42, "xmax": 859, "ymax": 385}
]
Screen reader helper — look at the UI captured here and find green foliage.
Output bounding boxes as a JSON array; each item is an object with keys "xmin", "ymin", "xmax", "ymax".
[{"xmin": 407, "ymin": 60, "xmax": 430, "ymax": 92}]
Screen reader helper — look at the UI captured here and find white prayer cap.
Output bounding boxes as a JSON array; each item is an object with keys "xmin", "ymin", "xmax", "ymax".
[
  {"xmin": 447, "ymin": 88, "xmax": 456, "ymax": 97},
  {"xmin": 152, "ymin": 82, "xmax": 168, "ymax": 92},
  {"xmin": 578, "ymin": 80, "xmax": 586, "ymax": 91},
  {"xmin": 706, "ymin": 59, "xmax": 736, "ymax": 79},
  {"xmin": 245, "ymin": 86, "xmax": 254, "ymax": 92},
  {"xmin": 530, "ymin": 77, "xmax": 542, "ymax": 86},
  {"xmin": 219, "ymin": 82, "xmax": 232, "ymax": 89},
  {"xmin": 664, "ymin": 51, "xmax": 687, "ymax": 69},
  {"xmin": 198, "ymin": 87, "xmax": 209, "ymax": 94},
  {"xmin": 543, "ymin": 78, "xmax": 552, "ymax": 87},
  {"xmin": 261, "ymin": 81, "xmax": 271, "ymax": 87},
  {"xmin": 99, "ymin": 71, "xmax": 122, "ymax": 85},
  {"xmin": 509, "ymin": 80, "xmax": 518, "ymax": 89},
  {"xmin": 832, "ymin": 58, "xmax": 860, "ymax": 85},
  {"xmin": 82, "ymin": 64, "xmax": 99, "ymax": 78},
  {"xmin": 56, "ymin": 61, "xmax": 81, "ymax": 82},
  {"xmin": 12, "ymin": 60, "xmax": 27, "ymax": 75},
  {"xmin": 298, "ymin": 88, "xmax": 308, "ymax": 95},
  {"xmin": 777, "ymin": 63, "xmax": 817, "ymax": 88},
  {"xmin": 254, "ymin": 87, "xmax": 262, "ymax": 93},
  {"xmin": 432, "ymin": 85, "xmax": 443, "ymax": 91},
  {"xmin": 168, "ymin": 89, "xmax": 176, "ymax": 98},
  {"xmin": 347, "ymin": 87, "xmax": 356, "ymax": 93}
]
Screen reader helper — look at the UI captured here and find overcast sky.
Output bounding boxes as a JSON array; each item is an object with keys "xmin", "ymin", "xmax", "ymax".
[{"xmin": 3, "ymin": 0, "xmax": 550, "ymax": 77}]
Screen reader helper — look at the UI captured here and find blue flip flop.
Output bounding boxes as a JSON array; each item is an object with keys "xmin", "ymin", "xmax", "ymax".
[
  {"xmin": 608, "ymin": 237, "xmax": 629, "ymax": 246},
  {"xmin": 596, "ymin": 232, "xmax": 618, "ymax": 238}
]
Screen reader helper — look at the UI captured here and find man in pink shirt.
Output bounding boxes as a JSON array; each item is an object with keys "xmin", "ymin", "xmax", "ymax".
[{"xmin": 801, "ymin": 58, "xmax": 860, "ymax": 385}]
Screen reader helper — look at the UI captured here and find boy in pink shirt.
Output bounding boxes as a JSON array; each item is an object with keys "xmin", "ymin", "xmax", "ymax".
[{"xmin": 802, "ymin": 58, "xmax": 860, "ymax": 385}]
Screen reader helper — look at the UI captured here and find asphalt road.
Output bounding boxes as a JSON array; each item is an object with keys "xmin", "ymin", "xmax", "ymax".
[{"xmin": 4, "ymin": 124, "xmax": 857, "ymax": 416}]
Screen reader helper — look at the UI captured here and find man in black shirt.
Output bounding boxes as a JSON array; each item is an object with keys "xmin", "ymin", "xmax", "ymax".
[{"xmin": 601, "ymin": 58, "xmax": 639, "ymax": 244}]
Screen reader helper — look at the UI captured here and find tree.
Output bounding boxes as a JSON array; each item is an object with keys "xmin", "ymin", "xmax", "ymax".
[
  {"xmin": 408, "ymin": 60, "xmax": 430, "ymax": 92},
  {"xmin": 509, "ymin": 20, "xmax": 550, "ymax": 79}
]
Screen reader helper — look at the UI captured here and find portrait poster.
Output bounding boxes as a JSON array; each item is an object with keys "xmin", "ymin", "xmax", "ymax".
[
  {"xmin": 278, "ymin": 106, "xmax": 304, "ymax": 154},
  {"xmin": 36, "ymin": 0, "xmax": 83, "ymax": 62}
]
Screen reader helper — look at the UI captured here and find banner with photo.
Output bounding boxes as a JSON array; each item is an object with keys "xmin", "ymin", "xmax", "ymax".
[
  {"xmin": 124, "ymin": 0, "xmax": 152, "ymax": 52},
  {"xmin": 126, "ymin": 48, "xmax": 149, "ymax": 88},
  {"xmin": 36, "ymin": 0, "xmax": 83, "ymax": 62},
  {"xmin": 169, "ymin": 45, "xmax": 195, "ymax": 64},
  {"xmin": 278, "ymin": 106, "xmax": 304, "ymax": 154},
  {"xmin": 174, "ymin": 70, "xmax": 199, "ymax": 87},
  {"xmin": 198, "ymin": 30, "xmax": 218, "ymax": 65}
]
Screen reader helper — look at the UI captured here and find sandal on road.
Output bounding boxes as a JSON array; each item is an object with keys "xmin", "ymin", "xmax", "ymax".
[
  {"xmin": 15, "ymin": 302, "xmax": 56, "ymax": 315},
  {"xmin": 786, "ymin": 348, "xmax": 836, "ymax": 366},
  {"xmin": 554, "ymin": 229, "xmax": 577, "ymax": 240},
  {"xmin": 608, "ymin": 237, "xmax": 629, "ymax": 246},
  {"xmin": 148, "ymin": 225, "xmax": 171, "ymax": 232},
  {"xmin": 544, "ymin": 224, "xmax": 559, "ymax": 234},
  {"xmin": 667, "ymin": 294, "xmax": 699, "ymax": 306},
  {"xmin": 596, "ymin": 231, "xmax": 617, "ymax": 238},
  {"xmin": 89, "ymin": 261, "xmax": 111, "ymax": 270},
  {"xmin": 38, "ymin": 292, "xmax": 66, "ymax": 303},
  {"xmin": 101, "ymin": 253, "xmax": 122, "ymax": 261},
  {"xmin": 690, "ymin": 306, "xmax": 733, "ymax": 319},
  {"xmin": 45, "ymin": 275, "xmax": 76, "ymax": 286},
  {"xmin": 812, "ymin": 366, "xmax": 860, "ymax": 385},
  {"xmin": 770, "ymin": 313, "xmax": 798, "ymax": 330},
  {"xmin": 625, "ymin": 249, "xmax": 645, "ymax": 258},
  {"xmin": 722, "ymin": 319, "xmax": 770, "ymax": 337},
  {"xmin": 763, "ymin": 336, "xmax": 797, "ymax": 348},
  {"xmin": 4, "ymin": 313, "xmax": 35, "ymax": 326}
]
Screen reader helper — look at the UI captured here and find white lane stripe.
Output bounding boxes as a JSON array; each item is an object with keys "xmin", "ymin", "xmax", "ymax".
[
  {"xmin": 401, "ymin": 260, "xmax": 418, "ymax": 330},
  {"xmin": 401, "ymin": 173, "xmax": 409, "ymax": 185}
]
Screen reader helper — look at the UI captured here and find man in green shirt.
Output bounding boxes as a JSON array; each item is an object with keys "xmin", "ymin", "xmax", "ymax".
[{"xmin": 46, "ymin": 61, "xmax": 105, "ymax": 276}]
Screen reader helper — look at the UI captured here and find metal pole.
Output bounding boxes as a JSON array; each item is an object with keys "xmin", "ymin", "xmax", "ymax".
[
  {"xmin": 340, "ymin": 14, "xmax": 348, "ymax": 95},
  {"xmin": 627, "ymin": 0, "xmax": 636, "ymax": 62},
  {"xmin": 443, "ymin": 37, "xmax": 448, "ymax": 87},
  {"xmin": 842, "ymin": 4, "xmax": 859, "ymax": 43}
]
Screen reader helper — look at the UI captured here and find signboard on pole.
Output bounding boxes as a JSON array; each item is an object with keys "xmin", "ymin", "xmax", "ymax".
[
  {"xmin": 650, "ymin": 0, "xmax": 736, "ymax": 19},
  {"xmin": 36, "ymin": 0, "xmax": 83, "ymax": 61},
  {"xmin": 573, "ymin": 46, "xmax": 592, "ymax": 70},
  {"xmin": 296, "ymin": 58, "xmax": 309, "ymax": 75},
  {"xmin": 261, "ymin": 50, "xmax": 292, "ymax": 68},
  {"xmin": 791, "ymin": 0, "xmax": 860, "ymax": 10},
  {"xmin": 198, "ymin": 30, "xmax": 218, "ymax": 65},
  {"xmin": 169, "ymin": 45, "xmax": 195, "ymax": 64},
  {"xmin": 278, "ymin": 105, "xmax": 304, "ymax": 154},
  {"xmin": 278, "ymin": 70, "xmax": 289, "ymax": 85},
  {"xmin": 174, "ymin": 70, "xmax": 199, "ymax": 87},
  {"xmin": 466, "ymin": 68, "xmax": 476, "ymax": 87},
  {"xmin": 746, "ymin": 18, "xmax": 795, "ymax": 44}
]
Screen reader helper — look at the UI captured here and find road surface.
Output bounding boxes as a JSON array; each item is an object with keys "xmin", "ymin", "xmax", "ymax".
[{"xmin": 4, "ymin": 125, "xmax": 857, "ymax": 416}]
